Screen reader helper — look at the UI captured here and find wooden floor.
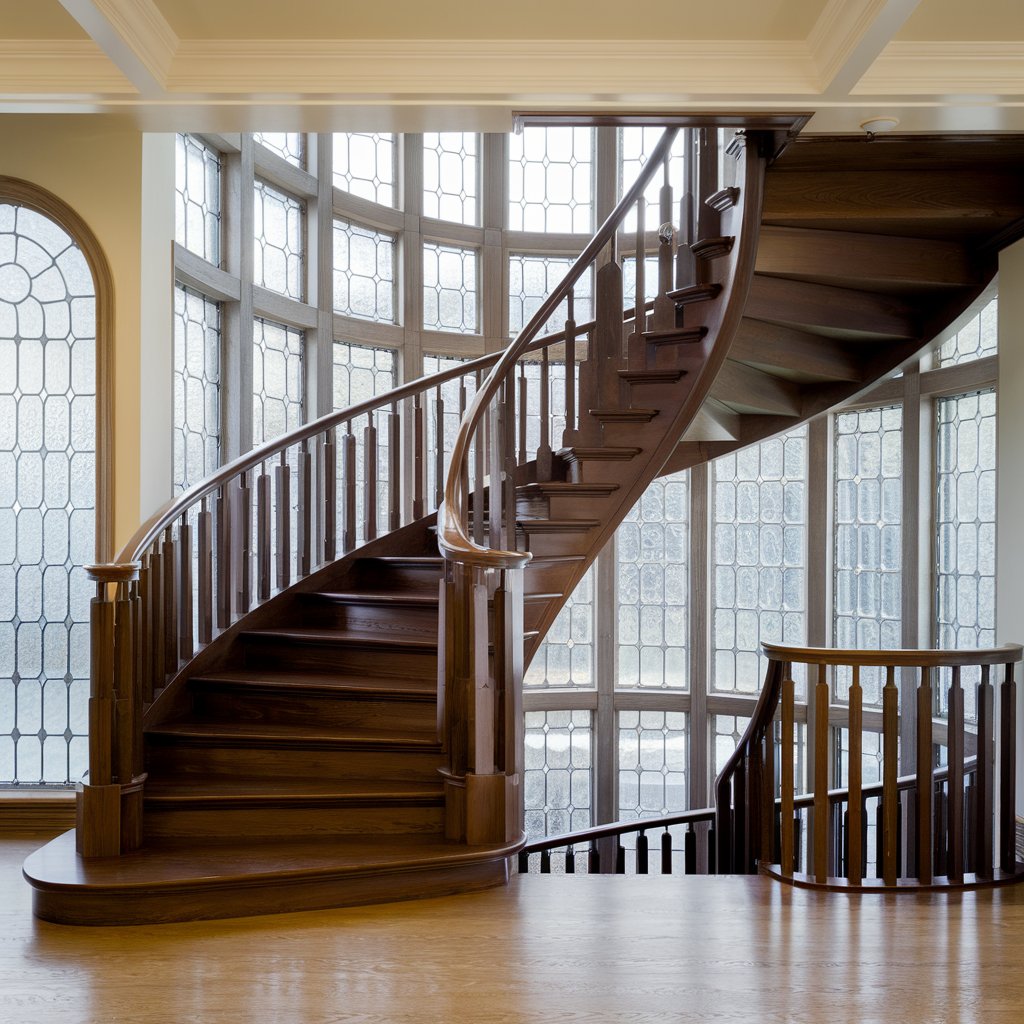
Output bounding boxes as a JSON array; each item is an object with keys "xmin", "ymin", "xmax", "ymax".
[{"xmin": 4, "ymin": 833, "xmax": 1024, "ymax": 1023}]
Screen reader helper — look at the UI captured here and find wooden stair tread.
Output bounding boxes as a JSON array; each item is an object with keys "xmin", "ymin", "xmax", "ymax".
[
  {"xmin": 147, "ymin": 720, "xmax": 441, "ymax": 749},
  {"xmin": 305, "ymin": 590, "xmax": 439, "ymax": 607},
  {"xmin": 518, "ymin": 482, "xmax": 620, "ymax": 497},
  {"xmin": 190, "ymin": 669, "xmax": 436, "ymax": 698},
  {"xmin": 558, "ymin": 446, "xmax": 642, "ymax": 461},
  {"xmin": 619, "ymin": 368, "xmax": 687, "ymax": 384},
  {"xmin": 666, "ymin": 282, "xmax": 721, "ymax": 305},
  {"xmin": 518, "ymin": 519, "xmax": 601, "ymax": 533},
  {"xmin": 642, "ymin": 326, "xmax": 707, "ymax": 344},
  {"xmin": 588, "ymin": 407, "xmax": 659, "ymax": 423},
  {"xmin": 241, "ymin": 627, "xmax": 439, "ymax": 650},
  {"xmin": 144, "ymin": 777, "xmax": 443, "ymax": 804}
]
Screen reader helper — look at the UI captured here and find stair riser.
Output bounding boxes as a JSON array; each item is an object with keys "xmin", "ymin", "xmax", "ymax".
[
  {"xmin": 352, "ymin": 562, "xmax": 443, "ymax": 593},
  {"xmin": 192, "ymin": 690, "xmax": 436, "ymax": 733},
  {"xmin": 302, "ymin": 603, "xmax": 439, "ymax": 637},
  {"xmin": 524, "ymin": 561, "xmax": 584, "ymax": 595},
  {"xmin": 523, "ymin": 530, "xmax": 597, "ymax": 557},
  {"xmin": 240, "ymin": 639, "xmax": 438, "ymax": 677},
  {"xmin": 142, "ymin": 803, "xmax": 444, "ymax": 841},
  {"xmin": 146, "ymin": 744, "xmax": 442, "ymax": 783}
]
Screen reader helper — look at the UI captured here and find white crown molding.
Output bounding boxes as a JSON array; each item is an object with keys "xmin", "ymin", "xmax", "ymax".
[
  {"xmin": 0, "ymin": 40, "xmax": 135, "ymax": 94},
  {"xmin": 856, "ymin": 41, "xmax": 1024, "ymax": 94},
  {"xmin": 167, "ymin": 39, "xmax": 817, "ymax": 97}
]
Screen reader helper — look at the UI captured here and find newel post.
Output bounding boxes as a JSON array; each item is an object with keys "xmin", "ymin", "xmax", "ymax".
[
  {"xmin": 78, "ymin": 563, "xmax": 145, "ymax": 857},
  {"xmin": 438, "ymin": 559, "xmax": 524, "ymax": 846}
]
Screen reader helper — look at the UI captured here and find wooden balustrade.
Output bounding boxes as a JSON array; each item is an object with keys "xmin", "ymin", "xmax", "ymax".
[{"xmin": 716, "ymin": 643, "xmax": 1024, "ymax": 890}]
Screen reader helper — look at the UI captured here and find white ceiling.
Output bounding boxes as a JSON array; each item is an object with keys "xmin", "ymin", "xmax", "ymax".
[{"xmin": 0, "ymin": 0, "xmax": 1022, "ymax": 134}]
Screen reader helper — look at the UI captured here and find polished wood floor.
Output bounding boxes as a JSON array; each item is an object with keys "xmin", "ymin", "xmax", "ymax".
[{"xmin": 4, "ymin": 832, "xmax": 1024, "ymax": 1023}]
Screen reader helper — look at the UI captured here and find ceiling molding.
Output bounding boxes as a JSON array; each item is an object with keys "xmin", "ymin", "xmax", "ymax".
[
  {"xmin": 856, "ymin": 41, "xmax": 1024, "ymax": 94},
  {"xmin": 167, "ymin": 39, "xmax": 817, "ymax": 96},
  {"xmin": 59, "ymin": 0, "xmax": 178, "ymax": 91},
  {"xmin": 0, "ymin": 40, "xmax": 134, "ymax": 94}
]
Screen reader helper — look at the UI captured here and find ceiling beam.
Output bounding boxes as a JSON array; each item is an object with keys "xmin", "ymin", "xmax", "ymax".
[
  {"xmin": 58, "ymin": 0, "xmax": 177, "ymax": 95},
  {"xmin": 808, "ymin": 0, "xmax": 921, "ymax": 97}
]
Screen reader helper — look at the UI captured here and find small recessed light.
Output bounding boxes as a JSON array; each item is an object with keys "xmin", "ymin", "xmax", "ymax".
[{"xmin": 859, "ymin": 117, "xmax": 900, "ymax": 137}]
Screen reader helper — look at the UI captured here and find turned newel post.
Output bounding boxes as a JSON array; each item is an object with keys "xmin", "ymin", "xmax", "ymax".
[{"xmin": 78, "ymin": 562, "xmax": 144, "ymax": 857}]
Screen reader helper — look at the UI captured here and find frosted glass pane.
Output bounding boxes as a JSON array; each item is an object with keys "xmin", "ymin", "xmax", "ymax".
[
  {"xmin": 423, "ymin": 133, "xmax": 478, "ymax": 225},
  {"xmin": 333, "ymin": 220, "xmax": 396, "ymax": 323},
  {"xmin": 254, "ymin": 181, "xmax": 305, "ymax": 300},
  {"xmin": 509, "ymin": 127, "xmax": 593, "ymax": 233},
  {"xmin": 333, "ymin": 133, "xmax": 395, "ymax": 206},
  {"xmin": 524, "ymin": 710, "xmax": 592, "ymax": 841},
  {"xmin": 175, "ymin": 134, "xmax": 221, "ymax": 264}
]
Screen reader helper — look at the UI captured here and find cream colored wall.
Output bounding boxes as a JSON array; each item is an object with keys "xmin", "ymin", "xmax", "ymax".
[{"xmin": 0, "ymin": 115, "xmax": 143, "ymax": 555}]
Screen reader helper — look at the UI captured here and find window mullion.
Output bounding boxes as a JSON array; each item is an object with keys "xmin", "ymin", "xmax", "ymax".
[
  {"xmin": 310, "ymin": 133, "xmax": 336, "ymax": 422},
  {"xmin": 594, "ymin": 541, "xmax": 618, "ymax": 834},
  {"xmin": 688, "ymin": 461, "xmax": 710, "ymax": 807}
]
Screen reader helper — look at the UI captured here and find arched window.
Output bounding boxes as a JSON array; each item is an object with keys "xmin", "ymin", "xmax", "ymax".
[{"xmin": 0, "ymin": 179, "xmax": 112, "ymax": 786}]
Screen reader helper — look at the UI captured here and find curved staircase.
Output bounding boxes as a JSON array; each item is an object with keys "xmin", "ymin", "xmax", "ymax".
[{"xmin": 25, "ymin": 125, "xmax": 1024, "ymax": 924}]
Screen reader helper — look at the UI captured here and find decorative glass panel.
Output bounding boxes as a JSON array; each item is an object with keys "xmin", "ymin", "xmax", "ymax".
[
  {"xmin": 253, "ymin": 180, "xmax": 305, "ymax": 300},
  {"xmin": 333, "ymin": 133, "xmax": 396, "ymax": 207},
  {"xmin": 509, "ymin": 127, "xmax": 593, "ymax": 233},
  {"xmin": 422, "ymin": 243, "xmax": 478, "ymax": 334},
  {"xmin": 524, "ymin": 709, "xmax": 592, "ymax": 840},
  {"xmin": 617, "ymin": 710, "xmax": 687, "ymax": 818},
  {"xmin": 508, "ymin": 254, "xmax": 592, "ymax": 338},
  {"xmin": 252, "ymin": 319, "xmax": 303, "ymax": 444},
  {"xmin": 175, "ymin": 133, "xmax": 221, "ymax": 265},
  {"xmin": 617, "ymin": 470, "xmax": 688, "ymax": 690},
  {"xmin": 0, "ymin": 202, "xmax": 94, "ymax": 785},
  {"xmin": 423, "ymin": 132, "xmax": 478, "ymax": 225},
  {"xmin": 712, "ymin": 427, "xmax": 807, "ymax": 694},
  {"xmin": 254, "ymin": 132, "xmax": 305, "ymax": 168},
  {"xmin": 938, "ymin": 297, "xmax": 998, "ymax": 367},
  {"xmin": 333, "ymin": 220, "xmax": 396, "ymax": 324},
  {"xmin": 936, "ymin": 390, "xmax": 996, "ymax": 719},
  {"xmin": 619, "ymin": 127, "xmax": 687, "ymax": 234},
  {"xmin": 833, "ymin": 406, "xmax": 902, "ymax": 707},
  {"xmin": 525, "ymin": 567, "xmax": 594, "ymax": 689},
  {"xmin": 172, "ymin": 286, "xmax": 221, "ymax": 495}
]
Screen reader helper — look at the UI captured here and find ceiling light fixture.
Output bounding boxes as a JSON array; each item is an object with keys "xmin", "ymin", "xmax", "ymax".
[{"xmin": 859, "ymin": 116, "xmax": 900, "ymax": 139}]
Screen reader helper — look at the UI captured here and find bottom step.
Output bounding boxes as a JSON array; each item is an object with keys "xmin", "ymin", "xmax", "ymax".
[{"xmin": 24, "ymin": 829, "xmax": 523, "ymax": 926}]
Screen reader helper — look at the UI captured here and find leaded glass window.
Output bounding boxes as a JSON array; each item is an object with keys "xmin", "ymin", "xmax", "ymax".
[
  {"xmin": 172, "ymin": 286, "xmax": 221, "ymax": 495},
  {"xmin": 833, "ymin": 406, "xmax": 902, "ymax": 707},
  {"xmin": 0, "ymin": 202, "xmax": 94, "ymax": 785},
  {"xmin": 617, "ymin": 710, "xmax": 687, "ymax": 818},
  {"xmin": 333, "ymin": 220, "xmax": 396, "ymax": 324},
  {"xmin": 509, "ymin": 127, "xmax": 593, "ymax": 233},
  {"xmin": 617, "ymin": 470, "xmax": 688, "ymax": 690},
  {"xmin": 619, "ymin": 127, "xmax": 687, "ymax": 234},
  {"xmin": 175, "ymin": 134, "xmax": 221, "ymax": 265},
  {"xmin": 524, "ymin": 709, "xmax": 592, "ymax": 839},
  {"xmin": 422, "ymin": 243, "xmax": 478, "ymax": 334},
  {"xmin": 254, "ymin": 132, "xmax": 305, "ymax": 168},
  {"xmin": 622, "ymin": 255, "xmax": 660, "ymax": 312},
  {"xmin": 938, "ymin": 297, "xmax": 998, "ymax": 367},
  {"xmin": 508, "ymin": 254, "xmax": 593, "ymax": 338},
  {"xmin": 423, "ymin": 132, "xmax": 478, "ymax": 225},
  {"xmin": 252, "ymin": 319, "xmax": 303, "ymax": 444},
  {"xmin": 253, "ymin": 180, "xmax": 305, "ymax": 300},
  {"xmin": 423, "ymin": 354, "xmax": 479, "ymax": 505},
  {"xmin": 333, "ymin": 133, "xmax": 396, "ymax": 207},
  {"xmin": 525, "ymin": 568, "xmax": 594, "ymax": 689},
  {"xmin": 713, "ymin": 428, "xmax": 807, "ymax": 693}
]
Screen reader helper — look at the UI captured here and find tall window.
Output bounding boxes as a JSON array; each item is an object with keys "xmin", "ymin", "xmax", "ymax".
[{"xmin": 0, "ymin": 201, "xmax": 95, "ymax": 785}]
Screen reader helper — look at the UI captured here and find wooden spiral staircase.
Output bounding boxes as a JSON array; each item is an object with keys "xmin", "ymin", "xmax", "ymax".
[{"xmin": 24, "ymin": 123, "xmax": 1024, "ymax": 924}]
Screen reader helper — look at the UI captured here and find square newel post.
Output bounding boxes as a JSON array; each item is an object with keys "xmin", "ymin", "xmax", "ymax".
[{"xmin": 78, "ymin": 563, "xmax": 142, "ymax": 857}]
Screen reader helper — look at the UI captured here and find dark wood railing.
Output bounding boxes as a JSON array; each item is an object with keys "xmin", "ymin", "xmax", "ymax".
[{"xmin": 717, "ymin": 643, "xmax": 1023, "ymax": 890}]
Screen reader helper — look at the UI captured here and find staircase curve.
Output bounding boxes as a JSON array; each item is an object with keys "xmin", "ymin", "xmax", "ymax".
[{"xmin": 24, "ymin": 124, "xmax": 1024, "ymax": 924}]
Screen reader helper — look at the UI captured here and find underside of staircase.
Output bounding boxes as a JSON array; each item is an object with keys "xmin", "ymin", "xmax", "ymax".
[{"xmin": 24, "ymin": 128, "xmax": 1024, "ymax": 925}]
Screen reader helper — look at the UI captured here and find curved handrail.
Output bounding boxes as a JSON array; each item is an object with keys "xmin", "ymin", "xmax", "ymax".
[
  {"xmin": 761, "ymin": 642, "xmax": 1024, "ymax": 669},
  {"xmin": 437, "ymin": 127, "xmax": 681, "ymax": 569},
  {"xmin": 520, "ymin": 806, "xmax": 716, "ymax": 855}
]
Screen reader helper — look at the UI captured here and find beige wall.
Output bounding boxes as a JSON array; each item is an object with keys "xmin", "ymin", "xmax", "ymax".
[{"xmin": 0, "ymin": 115, "xmax": 144, "ymax": 555}]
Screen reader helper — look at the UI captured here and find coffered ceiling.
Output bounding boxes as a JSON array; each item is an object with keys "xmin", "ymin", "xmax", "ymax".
[{"xmin": 1, "ymin": 0, "xmax": 1022, "ymax": 134}]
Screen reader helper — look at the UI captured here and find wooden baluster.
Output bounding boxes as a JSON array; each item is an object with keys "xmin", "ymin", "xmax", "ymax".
[
  {"xmin": 934, "ymin": 779, "xmax": 947, "ymax": 877},
  {"xmin": 589, "ymin": 843, "xmax": 600, "ymax": 874},
  {"xmin": 113, "ymin": 576, "xmax": 141, "ymax": 850},
  {"xmin": 458, "ymin": 377, "xmax": 469, "ymax": 517},
  {"xmin": 363, "ymin": 413, "xmax": 379, "ymax": 540},
  {"xmin": 238, "ymin": 471, "xmax": 252, "ymax": 613},
  {"xmin": 323, "ymin": 427, "xmax": 337, "ymax": 561},
  {"xmin": 662, "ymin": 828, "xmax": 673, "ymax": 874},
  {"xmin": 780, "ymin": 666, "xmax": 795, "ymax": 876},
  {"xmin": 340, "ymin": 425, "xmax": 356, "ymax": 554},
  {"xmin": 916, "ymin": 665, "xmax": 934, "ymax": 884},
  {"xmin": 1000, "ymin": 661, "xmax": 1017, "ymax": 872},
  {"xmin": 162, "ymin": 526, "xmax": 176, "ymax": 676},
  {"xmin": 948, "ymin": 665, "xmax": 965, "ymax": 882},
  {"xmin": 517, "ymin": 363, "xmax": 527, "ymax": 466},
  {"xmin": 685, "ymin": 826, "xmax": 697, "ymax": 875},
  {"xmin": 564, "ymin": 291, "xmax": 576, "ymax": 444},
  {"xmin": 540, "ymin": 849, "xmax": 550, "ymax": 874},
  {"xmin": 504, "ymin": 381, "xmax": 517, "ymax": 554},
  {"xmin": 433, "ymin": 387, "xmax": 444, "ymax": 512},
  {"xmin": 149, "ymin": 545, "xmax": 165, "ymax": 690},
  {"xmin": 616, "ymin": 841, "xmax": 626, "ymax": 874},
  {"xmin": 275, "ymin": 452, "xmax": 292, "ymax": 589},
  {"xmin": 473, "ymin": 371, "xmax": 485, "ymax": 546},
  {"xmin": 256, "ymin": 467, "xmax": 271, "ymax": 601},
  {"xmin": 215, "ymin": 483, "xmax": 231, "ymax": 630},
  {"xmin": 634, "ymin": 196, "xmax": 646, "ymax": 329},
  {"xmin": 298, "ymin": 439, "xmax": 312, "ymax": 577},
  {"xmin": 388, "ymin": 403, "xmax": 401, "ymax": 533},
  {"xmin": 517, "ymin": 850, "xmax": 529, "ymax": 873},
  {"xmin": 813, "ymin": 663, "xmax": 829, "ymax": 883},
  {"xmin": 733, "ymin": 758, "xmax": 746, "ymax": 872},
  {"xmin": 488, "ymin": 396, "xmax": 503, "ymax": 551},
  {"xmin": 537, "ymin": 348, "xmax": 552, "ymax": 479},
  {"xmin": 565, "ymin": 847, "xmax": 575, "ymax": 873},
  {"xmin": 657, "ymin": 157, "xmax": 674, "ymax": 300},
  {"xmin": 177, "ymin": 513, "xmax": 193, "ymax": 664},
  {"xmin": 761, "ymin": 724, "xmax": 776, "ymax": 865},
  {"xmin": 848, "ymin": 664, "xmax": 863, "ymax": 885},
  {"xmin": 965, "ymin": 773, "xmax": 977, "ymax": 874},
  {"xmin": 413, "ymin": 392, "xmax": 425, "ymax": 521},
  {"xmin": 197, "ymin": 497, "xmax": 213, "ymax": 646},
  {"xmin": 976, "ymin": 664, "xmax": 994, "ymax": 878},
  {"xmin": 676, "ymin": 129, "xmax": 697, "ymax": 290},
  {"xmin": 882, "ymin": 664, "xmax": 899, "ymax": 885},
  {"xmin": 636, "ymin": 830, "xmax": 649, "ymax": 874},
  {"xmin": 137, "ymin": 560, "xmax": 151, "ymax": 703}
]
